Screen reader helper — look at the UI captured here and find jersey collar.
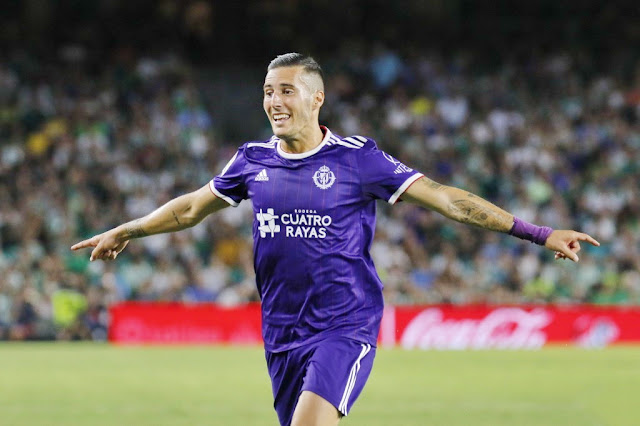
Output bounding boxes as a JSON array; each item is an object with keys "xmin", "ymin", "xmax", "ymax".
[{"xmin": 276, "ymin": 126, "xmax": 333, "ymax": 160}]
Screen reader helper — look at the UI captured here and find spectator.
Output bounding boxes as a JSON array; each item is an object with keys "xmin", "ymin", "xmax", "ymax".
[{"xmin": 1, "ymin": 44, "xmax": 637, "ymax": 341}]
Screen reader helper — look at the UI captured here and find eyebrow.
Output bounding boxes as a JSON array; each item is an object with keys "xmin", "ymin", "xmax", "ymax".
[{"xmin": 263, "ymin": 83, "xmax": 296, "ymax": 89}]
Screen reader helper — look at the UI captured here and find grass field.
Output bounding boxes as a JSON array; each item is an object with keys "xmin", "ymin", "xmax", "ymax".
[{"xmin": 1, "ymin": 344, "xmax": 639, "ymax": 425}]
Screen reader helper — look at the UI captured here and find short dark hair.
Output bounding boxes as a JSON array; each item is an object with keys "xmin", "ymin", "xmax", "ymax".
[{"xmin": 268, "ymin": 53, "xmax": 324, "ymax": 85}]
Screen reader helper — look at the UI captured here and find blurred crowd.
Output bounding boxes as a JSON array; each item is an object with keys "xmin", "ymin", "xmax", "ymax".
[{"xmin": 1, "ymin": 45, "xmax": 639, "ymax": 340}]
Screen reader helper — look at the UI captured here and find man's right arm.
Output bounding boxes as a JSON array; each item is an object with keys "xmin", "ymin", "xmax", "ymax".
[{"xmin": 71, "ymin": 184, "xmax": 229, "ymax": 261}]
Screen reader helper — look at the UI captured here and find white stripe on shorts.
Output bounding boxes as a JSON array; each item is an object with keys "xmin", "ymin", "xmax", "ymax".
[{"xmin": 338, "ymin": 343, "xmax": 371, "ymax": 415}]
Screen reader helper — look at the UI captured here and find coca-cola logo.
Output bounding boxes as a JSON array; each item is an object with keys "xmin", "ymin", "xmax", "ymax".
[
  {"xmin": 573, "ymin": 315, "xmax": 620, "ymax": 348},
  {"xmin": 400, "ymin": 308, "xmax": 552, "ymax": 350}
]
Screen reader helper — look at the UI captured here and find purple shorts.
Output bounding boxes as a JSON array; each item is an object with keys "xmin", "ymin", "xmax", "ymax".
[{"xmin": 265, "ymin": 337, "xmax": 376, "ymax": 426}]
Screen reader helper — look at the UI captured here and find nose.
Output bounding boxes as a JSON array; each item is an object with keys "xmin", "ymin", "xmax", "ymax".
[{"xmin": 269, "ymin": 92, "xmax": 283, "ymax": 109}]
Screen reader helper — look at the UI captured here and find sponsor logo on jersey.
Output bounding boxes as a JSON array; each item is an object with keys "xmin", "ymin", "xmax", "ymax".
[
  {"xmin": 393, "ymin": 164, "xmax": 413, "ymax": 174},
  {"xmin": 382, "ymin": 152, "xmax": 400, "ymax": 165},
  {"xmin": 382, "ymin": 152, "xmax": 413, "ymax": 174},
  {"xmin": 256, "ymin": 208, "xmax": 280, "ymax": 237},
  {"xmin": 255, "ymin": 208, "xmax": 332, "ymax": 239},
  {"xmin": 312, "ymin": 165, "xmax": 336, "ymax": 190},
  {"xmin": 254, "ymin": 169, "xmax": 269, "ymax": 181}
]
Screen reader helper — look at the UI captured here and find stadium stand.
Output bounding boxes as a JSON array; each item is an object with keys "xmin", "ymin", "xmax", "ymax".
[{"xmin": 1, "ymin": 1, "xmax": 638, "ymax": 340}]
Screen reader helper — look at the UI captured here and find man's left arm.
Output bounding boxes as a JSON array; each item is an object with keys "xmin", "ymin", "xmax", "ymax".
[{"xmin": 400, "ymin": 176, "xmax": 600, "ymax": 262}]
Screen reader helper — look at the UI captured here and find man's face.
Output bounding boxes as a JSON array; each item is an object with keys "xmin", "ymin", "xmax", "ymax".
[{"xmin": 263, "ymin": 66, "xmax": 321, "ymax": 140}]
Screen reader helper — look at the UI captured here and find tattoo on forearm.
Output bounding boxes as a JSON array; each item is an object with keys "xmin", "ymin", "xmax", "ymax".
[
  {"xmin": 123, "ymin": 219, "xmax": 148, "ymax": 239},
  {"xmin": 172, "ymin": 210, "xmax": 181, "ymax": 226},
  {"xmin": 448, "ymin": 194, "xmax": 511, "ymax": 232},
  {"xmin": 422, "ymin": 177, "xmax": 446, "ymax": 191}
]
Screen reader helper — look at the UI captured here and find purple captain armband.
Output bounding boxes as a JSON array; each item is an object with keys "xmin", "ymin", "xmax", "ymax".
[{"xmin": 509, "ymin": 217, "xmax": 554, "ymax": 246}]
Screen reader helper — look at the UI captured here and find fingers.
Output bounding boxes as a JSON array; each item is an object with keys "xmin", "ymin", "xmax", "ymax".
[
  {"xmin": 556, "ymin": 243, "xmax": 579, "ymax": 262},
  {"xmin": 90, "ymin": 248, "xmax": 116, "ymax": 261},
  {"xmin": 70, "ymin": 238, "xmax": 99, "ymax": 251},
  {"xmin": 575, "ymin": 233, "xmax": 600, "ymax": 247},
  {"xmin": 90, "ymin": 246, "xmax": 101, "ymax": 262},
  {"xmin": 89, "ymin": 245, "xmax": 123, "ymax": 261},
  {"xmin": 551, "ymin": 231, "xmax": 600, "ymax": 263},
  {"xmin": 90, "ymin": 241, "xmax": 111, "ymax": 262},
  {"xmin": 562, "ymin": 249, "xmax": 579, "ymax": 262},
  {"xmin": 72, "ymin": 231, "xmax": 126, "ymax": 261},
  {"xmin": 564, "ymin": 251, "xmax": 580, "ymax": 262}
]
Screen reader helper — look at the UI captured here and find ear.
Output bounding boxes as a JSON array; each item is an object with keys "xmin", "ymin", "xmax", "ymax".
[{"xmin": 313, "ymin": 90, "xmax": 325, "ymax": 109}]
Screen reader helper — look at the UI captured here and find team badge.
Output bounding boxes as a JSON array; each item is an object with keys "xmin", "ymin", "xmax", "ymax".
[{"xmin": 312, "ymin": 165, "xmax": 336, "ymax": 190}]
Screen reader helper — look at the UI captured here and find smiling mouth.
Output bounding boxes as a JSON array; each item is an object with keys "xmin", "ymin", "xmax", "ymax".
[{"xmin": 273, "ymin": 113, "xmax": 290, "ymax": 123}]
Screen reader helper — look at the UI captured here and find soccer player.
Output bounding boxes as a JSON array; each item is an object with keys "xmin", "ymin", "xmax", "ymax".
[{"xmin": 71, "ymin": 53, "xmax": 600, "ymax": 426}]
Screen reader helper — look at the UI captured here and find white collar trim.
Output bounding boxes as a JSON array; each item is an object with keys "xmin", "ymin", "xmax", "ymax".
[{"xmin": 276, "ymin": 127, "xmax": 333, "ymax": 160}]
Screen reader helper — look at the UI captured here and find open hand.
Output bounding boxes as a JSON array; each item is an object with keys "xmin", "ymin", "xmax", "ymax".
[{"xmin": 544, "ymin": 230, "xmax": 600, "ymax": 262}]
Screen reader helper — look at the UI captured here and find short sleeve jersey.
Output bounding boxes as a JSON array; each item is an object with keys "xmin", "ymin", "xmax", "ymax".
[{"xmin": 210, "ymin": 127, "xmax": 423, "ymax": 352}]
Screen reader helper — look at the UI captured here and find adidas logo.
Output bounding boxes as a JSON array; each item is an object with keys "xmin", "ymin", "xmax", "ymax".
[{"xmin": 255, "ymin": 169, "xmax": 269, "ymax": 181}]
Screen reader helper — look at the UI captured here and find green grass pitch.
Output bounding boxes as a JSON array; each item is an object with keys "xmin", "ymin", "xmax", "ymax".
[{"xmin": 1, "ymin": 344, "xmax": 639, "ymax": 425}]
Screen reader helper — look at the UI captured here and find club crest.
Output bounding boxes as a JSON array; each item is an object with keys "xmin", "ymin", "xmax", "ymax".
[{"xmin": 313, "ymin": 165, "xmax": 336, "ymax": 190}]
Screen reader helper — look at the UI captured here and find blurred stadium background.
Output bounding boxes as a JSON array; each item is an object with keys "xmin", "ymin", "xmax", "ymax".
[
  {"xmin": 1, "ymin": 1, "xmax": 640, "ymax": 424},
  {"xmin": 2, "ymin": 0, "xmax": 639, "ymax": 341}
]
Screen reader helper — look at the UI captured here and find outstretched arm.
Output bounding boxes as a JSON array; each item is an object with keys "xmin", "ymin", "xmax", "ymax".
[
  {"xmin": 400, "ymin": 176, "xmax": 599, "ymax": 262},
  {"xmin": 71, "ymin": 184, "xmax": 229, "ymax": 261}
]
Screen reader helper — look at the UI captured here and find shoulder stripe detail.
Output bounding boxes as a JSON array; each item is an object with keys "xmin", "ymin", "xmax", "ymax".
[
  {"xmin": 352, "ymin": 135, "xmax": 367, "ymax": 143},
  {"xmin": 219, "ymin": 151, "xmax": 239, "ymax": 177},
  {"xmin": 344, "ymin": 136, "xmax": 365, "ymax": 147},
  {"xmin": 247, "ymin": 141, "xmax": 277, "ymax": 148},
  {"xmin": 328, "ymin": 136, "xmax": 342, "ymax": 145},
  {"xmin": 335, "ymin": 140, "xmax": 362, "ymax": 149}
]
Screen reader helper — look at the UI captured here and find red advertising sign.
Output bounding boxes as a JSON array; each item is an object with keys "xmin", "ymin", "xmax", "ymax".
[
  {"xmin": 109, "ymin": 303, "xmax": 640, "ymax": 348},
  {"xmin": 109, "ymin": 302, "xmax": 262, "ymax": 344},
  {"xmin": 383, "ymin": 305, "xmax": 640, "ymax": 350}
]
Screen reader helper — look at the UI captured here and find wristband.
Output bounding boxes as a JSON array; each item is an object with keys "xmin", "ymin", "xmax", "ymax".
[{"xmin": 509, "ymin": 217, "xmax": 554, "ymax": 246}]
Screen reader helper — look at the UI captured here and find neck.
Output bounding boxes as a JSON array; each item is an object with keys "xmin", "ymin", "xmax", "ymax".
[{"xmin": 279, "ymin": 125, "xmax": 324, "ymax": 154}]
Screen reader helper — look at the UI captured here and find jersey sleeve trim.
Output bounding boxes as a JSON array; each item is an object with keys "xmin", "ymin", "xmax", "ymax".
[
  {"xmin": 388, "ymin": 173, "xmax": 424, "ymax": 205},
  {"xmin": 209, "ymin": 180, "xmax": 239, "ymax": 207}
]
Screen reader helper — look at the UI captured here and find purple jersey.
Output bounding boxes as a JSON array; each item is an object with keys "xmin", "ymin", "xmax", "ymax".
[{"xmin": 210, "ymin": 127, "xmax": 423, "ymax": 352}]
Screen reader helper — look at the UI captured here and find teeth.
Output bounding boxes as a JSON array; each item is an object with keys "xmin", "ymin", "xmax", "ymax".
[{"xmin": 273, "ymin": 114, "xmax": 290, "ymax": 121}]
